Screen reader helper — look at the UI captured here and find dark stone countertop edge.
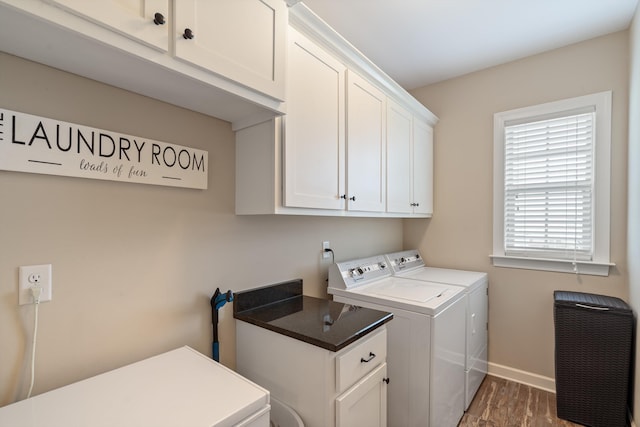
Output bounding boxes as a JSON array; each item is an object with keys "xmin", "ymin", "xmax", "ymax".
[{"xmin": 234, "ymin": 309, "xmax": 393, "ymax": 352}]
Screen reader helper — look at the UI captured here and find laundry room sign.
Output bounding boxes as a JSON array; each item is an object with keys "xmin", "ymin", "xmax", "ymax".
[{"xmin": 0, "ymin": 108, "xmax": 208, "ymax": 189}]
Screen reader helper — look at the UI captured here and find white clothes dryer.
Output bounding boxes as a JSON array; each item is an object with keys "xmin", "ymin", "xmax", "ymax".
[
  {"xmin": 328, "ymin": 255, "xmax": 466, "ymax": 427},
  {"xmin": 385, "ymin": 249, "xmax": 488, "ymax": 410}
]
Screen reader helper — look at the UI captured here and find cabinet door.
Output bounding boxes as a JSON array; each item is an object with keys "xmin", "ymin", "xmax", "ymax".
[
  {"xmin": 412, "ymin": 120, "xmax": 434, "ymax": 215},
  {"xmin": 386, "ymin": 100, "xmax": 413, "ymax": 214},
  {"xmin": 49, "ymin": 0, "xmax": 169, "ymax": 51},
  {"xmin": 283, "ymin": 28, "xmax": 346, "ymax": 210},
  {"xmin": 174, "ymin": 0, "xmax": 286, "ymax": 100},
  {"xmin": 336, "ymin": 363, "xmax": 387, "ymax": 427},
  {"xmin": 346, "ymin": 71, "xmax": 386, "ymax": 212}
]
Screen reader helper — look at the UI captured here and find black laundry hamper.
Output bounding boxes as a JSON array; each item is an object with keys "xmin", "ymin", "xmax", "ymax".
[{"xmin": 554, "ymin": 290, "xmax": 633, "ymax": 427}]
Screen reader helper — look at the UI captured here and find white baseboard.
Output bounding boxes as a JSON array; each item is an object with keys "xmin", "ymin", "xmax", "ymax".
[{"xmin": 488, "ymin": 362, "xmax": 556, "ymax": 393}]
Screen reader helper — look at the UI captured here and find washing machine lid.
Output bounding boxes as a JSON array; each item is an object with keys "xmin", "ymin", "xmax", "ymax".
[
  {"xmin": 385, "ymin": 250, "xmax": 487, "ymax": 290},
  {"xmin": 333, "ymin": 276, "xmax": 465, "ymax": 316},
  {"xmin": 367, "ymin": 278, "xmax": 446, "ymax": 302},
  {"xmin": 399, "ymin": 267, "xmax": 487, "ymax": 290}
]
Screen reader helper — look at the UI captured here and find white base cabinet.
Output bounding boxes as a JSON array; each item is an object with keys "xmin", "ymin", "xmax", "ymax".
[{"xmin": 236, "ymin": 323, "xmax": 388, "ymax": 427}]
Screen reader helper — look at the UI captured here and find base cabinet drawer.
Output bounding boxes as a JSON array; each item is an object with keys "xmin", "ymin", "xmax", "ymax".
[{"xmin": 336, "ymin": 327, "xmax": 387, "ymax": 393}]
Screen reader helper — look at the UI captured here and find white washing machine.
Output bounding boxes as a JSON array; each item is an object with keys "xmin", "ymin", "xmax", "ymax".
[
  {"xmin": 328, "ymin": 255, "xmax": 466, "ymax": 427},
  {"xmin": 385, "ymin": 249, "xmax": 488, "ymax": 410}
]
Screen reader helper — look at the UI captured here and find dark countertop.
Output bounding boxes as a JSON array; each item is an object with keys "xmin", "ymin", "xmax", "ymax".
[{"xmin": 233, "ymin": 279, "xmax": 393, "ymax": 352}]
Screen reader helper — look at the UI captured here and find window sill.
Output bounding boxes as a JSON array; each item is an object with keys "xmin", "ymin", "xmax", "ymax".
[{"xmin": 490, "ymin": 255, "xmax": 614, "ymax": 276}]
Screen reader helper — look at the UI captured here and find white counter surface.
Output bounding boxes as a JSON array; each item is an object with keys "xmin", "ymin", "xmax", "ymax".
[{"xmin": 0, "ymin": 346, "xmax": 270, "ymax": 427}]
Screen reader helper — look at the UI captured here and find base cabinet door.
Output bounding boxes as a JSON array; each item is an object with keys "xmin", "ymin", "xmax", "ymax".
[
  {"xmin": 336, "ymin": 363, "xmax": 388, "ymax": 427},
  {"xmin": 174, "ymin": 0, "xmax": 286, "ymax": 100}
]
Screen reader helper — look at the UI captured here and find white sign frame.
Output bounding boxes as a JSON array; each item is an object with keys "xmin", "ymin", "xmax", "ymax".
[{"xmin": 0, "ymin": 108, "xmax": 208, "ymax": 189}]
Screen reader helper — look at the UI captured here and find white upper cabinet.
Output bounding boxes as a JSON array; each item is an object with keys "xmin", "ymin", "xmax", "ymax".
[
  {"xmin": 346, "ymin": 71, "xmax": 386, "ymax": 213},
  {"xmin": 386, "ymin": 100, "xmax": 434, "ymax": 216},
  {"xmin": 283, "ymin": 31, "xmax": 386, "ymax": 213},
  {"xmin": 412, "ymin": 119, "xmax": 434, "ymax": 215},
  {"xmin": 283, "ymin": 27, "xmax": 346, "ymax": 210},
  {"xmin": 386, "ymin": 100, "xmax": 413, "ymax": 214},
  {"xmin": 48, "ymin": 0, "xmax": 169, "ymax": 51},
  {"xmin": 174, "ymin": 0, "xmax": 287, "ymax": 101},
  {"xmin": 235, "ymin": 4, "xmax": 438, "ymax": 218},
  {"xmin": 50, "ymin": 0, "xmax": 287, "ymax": 101},
  {"xmin": 0, "ymin": 0, "xmax": 286, "ymax": 128}
]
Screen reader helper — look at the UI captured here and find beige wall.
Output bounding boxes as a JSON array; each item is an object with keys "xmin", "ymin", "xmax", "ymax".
[
  {"xmin": 628, "ymin": 3, "xmax": 640, "ymax": 420},
  {"xmin": 407, "ymin": 31, "xmax": 630, "ymax": 384},
  {"xmin": 0, "ymin": 52, "xmax": 403, "ymax": 406}
]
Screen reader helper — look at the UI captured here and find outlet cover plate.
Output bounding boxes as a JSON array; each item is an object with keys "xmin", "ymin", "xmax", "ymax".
[{"xmin": 19, "ymin": 264, "xmax": 52, "ymax": 305}]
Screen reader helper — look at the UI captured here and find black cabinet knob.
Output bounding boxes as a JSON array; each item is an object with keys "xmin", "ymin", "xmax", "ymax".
[
  {"xmin": 340, "ymin": 194, "xmax": 346, "ymax": 199},
  {"xmin": 183, "ymin": 28, "xmax": 194, "ymax": 39},
  {"xmin": 153, "ymin": 12, "xmax": 165, "ymax": 25},
  {"xmin": 383, "ymin": 377, "xmax": 390, "ymax": 384},
  {"xmin": 349, "ymin": 196, "xmax": 356, "ymax": 201}
]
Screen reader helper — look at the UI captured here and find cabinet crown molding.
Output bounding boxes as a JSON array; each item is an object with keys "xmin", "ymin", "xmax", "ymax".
[{"xmin": 288, "ymin": 3, "xmax": 438, "ymax": 126}]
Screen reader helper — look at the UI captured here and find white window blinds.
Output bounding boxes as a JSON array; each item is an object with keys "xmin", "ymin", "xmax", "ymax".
[{"xmin": 503, "ymin": 110, "xmax": 594, "ymax": 261}]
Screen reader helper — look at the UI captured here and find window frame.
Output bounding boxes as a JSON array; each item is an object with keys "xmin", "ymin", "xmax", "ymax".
[{"xmin": 491, "ymin": 91, "xmax": 614, "ymax": 276}]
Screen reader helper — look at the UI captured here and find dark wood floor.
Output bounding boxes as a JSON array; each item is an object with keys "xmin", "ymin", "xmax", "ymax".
[{"xmin": 458, "ymin": 376, "xmax": 583, "ymax": 427}]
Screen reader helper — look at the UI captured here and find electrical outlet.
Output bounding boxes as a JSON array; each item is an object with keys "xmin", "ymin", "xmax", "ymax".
[
  {"xmin": 322, "ymin": 241, "xmax": 331, "ymax": 259},
  {"xmin": 19, "ymin": 264, "xmax": 52, "ymax": 305}
]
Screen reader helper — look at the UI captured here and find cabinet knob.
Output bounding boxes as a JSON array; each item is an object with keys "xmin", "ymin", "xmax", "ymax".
[
  {"xmin": 349, "ymin": 196, "xmax": 356, "ymax": 202},
  {"xmin": 153, "ymin": 12, "xmax": 165, "ymax": 25},
  {"xmin": 383, "ymin": 378, "xmax": 390, "ymax": 384},
  {"xmin": 360, "ymin": 352, "xmax": 376, "ymax": 363},
  {"xmin": 183, "ymin": 28, "xmax": 195, "ymax": 39},
  {"xmin": 340, "ymin": 194, "xmax": 347, "ymax": 199}
]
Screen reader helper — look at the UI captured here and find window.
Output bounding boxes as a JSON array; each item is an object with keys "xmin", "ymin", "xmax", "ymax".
[{"xmin": 491, "ymin": 92, "xmax": 613, "ymax": 276}]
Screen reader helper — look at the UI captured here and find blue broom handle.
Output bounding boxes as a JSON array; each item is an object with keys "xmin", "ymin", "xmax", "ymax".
[{"xmin": 213, "ymin": 342, "xmax": 220, "ymax": 362}]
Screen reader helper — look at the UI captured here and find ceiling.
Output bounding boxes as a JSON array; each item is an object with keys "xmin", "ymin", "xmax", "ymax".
[{"xmin": 300, "ymin": 0, "xmax": 639, "ymax": 90}]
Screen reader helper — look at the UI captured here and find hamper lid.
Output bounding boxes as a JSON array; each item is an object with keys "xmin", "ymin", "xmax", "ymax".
[{"xmin": 554, "ymin": 290, "xmax": 631, "ymax": 313}]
